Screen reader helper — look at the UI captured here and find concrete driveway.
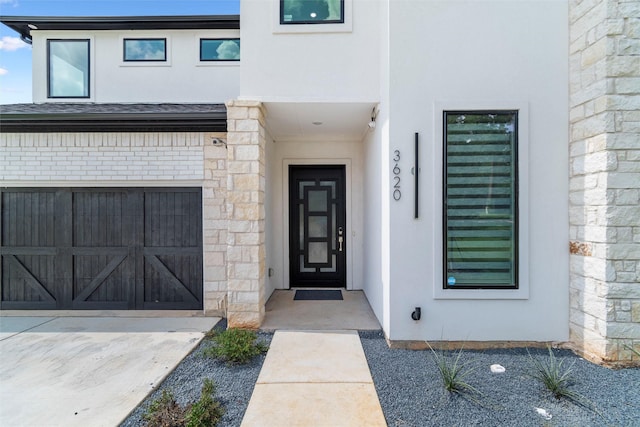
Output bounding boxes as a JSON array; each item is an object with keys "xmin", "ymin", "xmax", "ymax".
[{"xmin": 0, "ymin": 316, "xmax": 220, "ymax": 427}]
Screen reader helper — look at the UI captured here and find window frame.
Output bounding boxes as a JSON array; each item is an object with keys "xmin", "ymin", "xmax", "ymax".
[
  {"xmin": 442, "ymin": 110, "xmax": 519, "ymax": 291},
  {"xmin": 47, "ymin": 38, "xmax": 91, "ymax": 99},
  {"xmin": 123, "ymin": 38, "xmax": 167, "ymax": 62},
  {"xmin": 433, "ymin": 101, "xmax": 529, "ymax": 300},
  {"xmin": 279, "ymin": 0, "xmax": 345, "ymax": 25},
  {"xmin": 199, "ymin": 38, "xmax": 240, "ymax": 62}
]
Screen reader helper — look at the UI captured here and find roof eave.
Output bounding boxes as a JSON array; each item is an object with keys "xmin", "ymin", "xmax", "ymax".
[
  {"xmin": 0, "ymin": 15, "xmax": 241, "ymax": 41},
  {"xmin": 0, "ymin": 112, "xmax": 228, "ymax": 133}
]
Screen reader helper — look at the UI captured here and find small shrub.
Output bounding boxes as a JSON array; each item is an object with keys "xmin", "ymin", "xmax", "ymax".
[
  {"xmin": 143, "ymin": 389, "xmax": 187, "ymax": 427},
  {"xmin": 143, "ymin": 380, "xmax": 224, "ymax": 427},
  {"xmin": 203, "ymin": 328, "xmax": 268, "ymax": 365},
  {"xmin": 185, "ymin": 379, "xmax": 224, "ymax": 427},
  {"xmin": 428, "ymin": 343, "xmax": 482, "ymax": 403}
]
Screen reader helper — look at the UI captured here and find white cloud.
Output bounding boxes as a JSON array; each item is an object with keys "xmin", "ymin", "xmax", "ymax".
[
  {"xmin": 0, "ymin": 68, "xmax": 8, "ymax": 76},
  {"xmin": 0, "ymin": 0, "xmax": 19, "ymax": 5},
  {"xmin": 0, "ymin": 36, "xmax": 29, "ymax": 52},
  {"xmin": 217, "ymin": 40, "xmax": 240, "ymax": 60}
]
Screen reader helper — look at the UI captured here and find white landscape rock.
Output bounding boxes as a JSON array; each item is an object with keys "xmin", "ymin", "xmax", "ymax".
[
  {"xmin": 490, "ymin": 364, "xmax": 506, "ymax": 373},
  {"xmin": 535, "ymin": 407, "xmax": 553, "ymax": 420}
]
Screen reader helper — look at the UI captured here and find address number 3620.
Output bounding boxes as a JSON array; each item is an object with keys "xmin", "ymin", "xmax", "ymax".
[{"xmin": 392, "ymin": 149, "xmax": 401, "ymax": 201}]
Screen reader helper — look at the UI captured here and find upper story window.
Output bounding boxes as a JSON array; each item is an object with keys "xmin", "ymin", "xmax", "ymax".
[
  {"xmin": 48, "ymin": 39, "xmax": 90, "ymax": 98},
  {"xmin": 443, "ymin": 111, "xmax": 518, "ymax": 290},
  {"xmin": 200, "ymin": 39, "xmax": 240, "ymax": 61},
  {"xmin": 123, "ymin": 38, "xmax": 166, "ymax": 61},
  {"xmin": 280, "ymin": 0, "xmax": 345, "ymax": 24}
]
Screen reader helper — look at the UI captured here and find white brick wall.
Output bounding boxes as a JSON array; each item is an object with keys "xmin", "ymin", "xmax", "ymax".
[{"xmin": 0, "ymin": 132, "xmax": 205, "ymax": 181}]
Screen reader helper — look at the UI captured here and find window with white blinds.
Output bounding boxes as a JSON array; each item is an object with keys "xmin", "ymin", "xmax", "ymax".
[{"xmin": 443, "ymin": 111, "xmax": 518, "ymax": 289}]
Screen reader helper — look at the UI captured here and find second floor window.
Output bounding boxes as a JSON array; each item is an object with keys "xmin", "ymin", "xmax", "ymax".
[
  {"xmin": 48, "ymin": 39, "xmax": 90, "ymax": 98},
  {"xmin": 200, "ymin": 39, "xmax": 240, "ymax": 61},
  {"xmin": 123, "ymin": 38, "xmax": 166, "ymax": 61},
  {"xmin": 281, "ymin": 0, "xmax": 344, "ymax": 24}
]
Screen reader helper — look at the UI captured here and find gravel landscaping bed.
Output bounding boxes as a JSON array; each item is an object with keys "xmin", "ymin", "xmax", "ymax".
[
  {"xmin": 120, "ymin": 320, "xmax": 273, "ymax": 427},
  {"xmin": 360, "ymin": 330, "xmax": 640, "ymax": 427},
  {"xmin": 122, "ymin": 326, "xmax": 638, "ymax": 427}
]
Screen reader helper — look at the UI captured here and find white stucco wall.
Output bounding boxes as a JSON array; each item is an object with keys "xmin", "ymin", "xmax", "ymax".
[
  {"xmin": 264, "ymin": 132, "xmax": 277, "ymax": 301},
  {"xmin": 239, "ymin": 0, "xmax": 379, "ymax": 102},
  {"xmin": 31, "ymin": 29, "xmax": 240, "ymax": 103},
  {"xmin": 243, "ymin": 0, "xmax": 569, "ymax": 342},
  {"xmin": 362, "ymin": 0, "xmax": 391, "ymax": 333},
  {"xmin": 265, "ymin": 139, "xmax": 365, "ymax": 292},
  {"xmin": 382, "ymin": 0, "xmax": 570, "ymax": 341}
]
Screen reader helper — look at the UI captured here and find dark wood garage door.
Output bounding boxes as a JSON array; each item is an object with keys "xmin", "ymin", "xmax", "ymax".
[{"xmin": 0, "ymin": 188, "xmax": 203, "ymax": 310}]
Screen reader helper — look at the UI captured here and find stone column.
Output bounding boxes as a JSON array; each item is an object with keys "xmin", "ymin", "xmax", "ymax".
[
  {"xmin": 203, "ymin": 132, "xmax": 228, "ymax": 316},
  {"xmin": 225, "ymin": 100, "xmax": 267, "ymax": 328},
  {"xmin": 569, "ymin": 0, "xmax": 640, "ymax": 364}
]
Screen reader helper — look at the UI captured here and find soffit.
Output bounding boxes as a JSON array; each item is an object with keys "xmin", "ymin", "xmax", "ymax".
[{"xmin": 263, "ymin": 102, "xmax": 377, "ymax": 142}]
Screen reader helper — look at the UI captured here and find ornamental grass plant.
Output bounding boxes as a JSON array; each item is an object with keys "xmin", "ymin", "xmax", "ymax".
[
  {"xmin": 527, "ymin": 346, "xmax": 601, "ymax": 416},
  {"xmin": 427, "ymin": 343, "xmax": 484, "ymax": 405}
]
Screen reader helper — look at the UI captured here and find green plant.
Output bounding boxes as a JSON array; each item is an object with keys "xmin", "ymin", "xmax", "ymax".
[
  {"xmin": 143, "ymin": 380, "xmax": 224, "ymax": 427},
  {"xmin": 428, "ymin": 343, "xmax": 482, "ymax": 402},
  {"xmin": 143, "ymin": 388, "xmax": 187, "ymax": 427},
  {"xmin": 185, "ymin": 379, "xmax": 224, "ymax": 427},
  {"xmin": 527, "ymin": 346, "xmax": 601, "ymax": 416},
  {"xmin": 203, "ymin": 328, "xmax": 268, "ymax": 364},
  {"xmin": 527, "ymin": 346, "xmax": 578, "ymax": 400}
]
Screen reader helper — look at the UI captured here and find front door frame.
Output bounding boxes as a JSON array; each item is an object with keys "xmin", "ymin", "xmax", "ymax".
[{"xmin": 282, "ymin": 159, "xmax": 353, "ymax": 290}]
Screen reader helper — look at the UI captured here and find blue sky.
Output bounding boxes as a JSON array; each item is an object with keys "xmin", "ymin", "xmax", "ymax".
[{"xmin": 0, "ymin": 0, "xmax": 239, "ymax": 104}]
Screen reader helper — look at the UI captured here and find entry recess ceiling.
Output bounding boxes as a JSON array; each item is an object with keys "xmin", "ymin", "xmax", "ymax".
[{"xmin": 263, "ymin": 102, "xmax": 377, "ymax": 142}]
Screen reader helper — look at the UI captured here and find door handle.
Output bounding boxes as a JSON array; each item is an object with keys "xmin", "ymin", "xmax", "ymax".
[{"xmin": 338, "ymin": 227, "xmax": 344, "ymax": 252}]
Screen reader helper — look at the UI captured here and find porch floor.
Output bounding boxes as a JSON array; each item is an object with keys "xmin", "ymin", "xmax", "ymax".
[{"xmin": 261, "ymin": 289, "xmax": 381, "ymax": 331}]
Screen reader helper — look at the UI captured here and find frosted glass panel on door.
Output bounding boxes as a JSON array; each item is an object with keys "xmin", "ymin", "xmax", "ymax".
[
  {"xmin": 308, "ymin": 191, "xmax": 327, "ymax": 212},
  {"xmin": 332, "ymin": 205, "xmax": 336, "ymax": 250},
  {"xmin": 299, "ymin": 205, "xmax": 304, "ymax": 246},
  {"xmin": 308, "ymin": 216, "xmax": 327, "ymax": 238},
  {"xmin": 308, "ymin": 242, "xmax": 328, "ymax": 264}
]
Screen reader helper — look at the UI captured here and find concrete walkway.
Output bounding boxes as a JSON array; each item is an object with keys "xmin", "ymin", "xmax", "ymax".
[
  {"xmin": 262, "ymin": 290, "xmax": 381, "ymax": 331},
  {"xmin": 0, "ymin": 316, "xmax": 219, "ymax": 427},
  {"xmin": 241, "ymin": 330, "xmax": 387, "ymax": 427}
]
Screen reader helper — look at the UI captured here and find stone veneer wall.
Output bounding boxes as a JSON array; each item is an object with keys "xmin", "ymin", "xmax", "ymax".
[
  {"xmin": 203, "ymin": 137, "xmax": 230, "ymax": 316},
  {"xmin": 0, "ymin": 131, "xmax": 229, "ymax": 316},
  {"xmin": 225, "ymin": 100, "xmax": 267, "ymax": 328},
  {"xmin": 569, "ymin": 0, "xmax": 640, "ymax": 364}
]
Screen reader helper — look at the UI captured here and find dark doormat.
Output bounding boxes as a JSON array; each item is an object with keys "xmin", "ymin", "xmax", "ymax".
[{"xmin": 294, "ymin": 290, "xmax": 343, "ymax": 301}]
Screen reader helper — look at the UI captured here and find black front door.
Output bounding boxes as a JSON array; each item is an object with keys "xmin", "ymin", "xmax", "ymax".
[{"xmin": 289, "ymin": 166, "xmax": 346, "ymax": 288}]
